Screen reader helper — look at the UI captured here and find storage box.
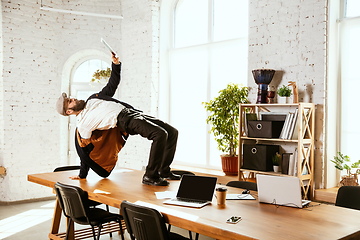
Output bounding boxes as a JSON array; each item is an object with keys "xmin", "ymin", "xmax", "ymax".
[
  {"xmin": 247, "ymin": 120, "xmax": 284, "ymax": 138},
  {"xmin": 242, "ymin": 144, "xmax": 279, "ymax": 172}
]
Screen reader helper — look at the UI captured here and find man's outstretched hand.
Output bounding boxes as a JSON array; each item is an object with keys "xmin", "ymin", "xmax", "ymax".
[
  {"xmin": 69, "ymin": 175, "xmax": 81, "ymax": 180},
  {"xmin": 112, "ymin": 52, "xmax": 120, "ymax": 65}
]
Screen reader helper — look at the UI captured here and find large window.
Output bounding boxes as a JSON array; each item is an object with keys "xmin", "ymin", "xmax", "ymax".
[
  {"xmin": 339, "ymin": 0, "xmax": 360, "ymax": 166},
  {"xmin": 163, "ymin": 0, "xmax": 249, "ymax": 169}
]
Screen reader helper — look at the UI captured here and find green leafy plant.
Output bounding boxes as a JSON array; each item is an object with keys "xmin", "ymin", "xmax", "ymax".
[
  {"xmin": 272, "ymin": 152, "xmax": 281, "ymax": 166},
  {"xmin": 277, "ymin": 85, "xmax": 292, "ymax": 97},
  {"xmin": 91, "ymin": 67, "xmax": 111, "ymax": 83},
  {"xmin": 203, "ymin": 83, "xmax": 248, "ymax": 157},
  {"xmin": 331, "ymin": 152, "xmax": 360, "ymax": 176}
]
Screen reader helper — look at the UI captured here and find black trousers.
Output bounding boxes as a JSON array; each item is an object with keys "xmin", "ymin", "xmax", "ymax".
[{"xmin": 117, "ymin": 108, "xmax": 178, "ymax": 178}]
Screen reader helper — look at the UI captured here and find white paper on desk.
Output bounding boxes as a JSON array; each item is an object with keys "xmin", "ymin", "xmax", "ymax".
[
  {"xmin": 93, "ymin": 189, "xmax": 110, "ymax": 194},
  {"xmin": 155, "ymin": 191, "xmax": 176, "ymax": 199},
  {"xmin": 226, "ymin": 194, "xmax": 255, "ymax": 200}
]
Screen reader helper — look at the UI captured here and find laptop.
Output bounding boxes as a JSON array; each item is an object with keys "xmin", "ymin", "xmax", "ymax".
[
  {"xmin": 163, "ymin": 175, "xmax": 217, "ymax": 208},
  {"xmin": 256, "ymin": 174, "xmax": 311, "ymax": 208}
]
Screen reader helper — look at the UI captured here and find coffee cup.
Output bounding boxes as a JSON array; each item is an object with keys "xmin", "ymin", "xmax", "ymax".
[{"xmin": 216, "ymin": 187, "xmax": 227, "ymax": 206}]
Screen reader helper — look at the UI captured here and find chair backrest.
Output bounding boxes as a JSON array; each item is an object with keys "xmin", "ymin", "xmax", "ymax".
[
  {"xmin": 335, "ymin": 186, "xmax": 360, "ymax": 210},
  {"xmin": 171, "ymin": 170, "xmax": 195, "ymax": 176},
  {"xmin": 54, "ymin": 182, "xmax": 89, "ymax": 221},
  {"xmin": 120, "ymin": 201, "xmax": 170, "ymax": 240},
  {"xmin": 54, "ymin": 165, "xmax": 80, "ymax": 172},
  {"xmin": 226, "ymin": 180, "xmax": 258, "ymax": 191}
]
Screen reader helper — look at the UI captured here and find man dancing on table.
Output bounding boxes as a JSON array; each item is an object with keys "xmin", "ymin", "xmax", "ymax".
[{"xmin": 55, "ymin": 53, "xmax": 180, "ymax": 186}]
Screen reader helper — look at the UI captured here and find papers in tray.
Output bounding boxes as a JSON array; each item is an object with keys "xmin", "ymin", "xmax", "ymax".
[{"xmin": 226, "ymin": 194, "xmax": 256, "ymax": 200}]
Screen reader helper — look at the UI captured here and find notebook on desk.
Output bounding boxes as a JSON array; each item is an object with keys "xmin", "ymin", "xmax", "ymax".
[
  {"xmin": 256, "ymin": 174, "xmax": 311, "ymax": 208},
  {"xmin": 163, "ymin": 175, "xmax": 217, "ymax": 208}
]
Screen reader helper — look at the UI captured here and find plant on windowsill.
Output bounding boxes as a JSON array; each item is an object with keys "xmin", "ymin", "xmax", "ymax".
[
  {"xmin": 91, "ymin": 67, "xmax": 111, "ymax": 84},
  {"xmin": 277, "ymin": 85, "xmax": 292, "ymax": 104},
  {"xmin": 331, "ymin": 152, "xmax": 360, "ymax": 186},
  {"xmin": 202, "ymin": 83, "xmax": 249, "ymax": 175}
]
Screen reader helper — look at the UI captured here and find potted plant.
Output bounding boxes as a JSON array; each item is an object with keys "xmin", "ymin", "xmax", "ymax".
[
  {"xmin": 277, "ymin": 85, "xmax": 292, "ymax": 104},
  {"xmin": 91, "ymin": 67, "xmax": 111, "ymax": 84},
  {"xmin": 331, "ymin": 152, "xmax": 360, "ymax": 186},
  {"xmin": 272, "ymin": 152, "xmax": 281, "ymax": 172},
  {"xmin": 203, "ymin": 83, "xmax": 249, "ymax": 175}
]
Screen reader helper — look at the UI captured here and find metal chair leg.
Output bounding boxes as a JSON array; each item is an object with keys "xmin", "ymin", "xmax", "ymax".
[
  {"xmin": 65, "ymin": 219, "xmax": 72, "ymax": 240},
  {"xmin": 96, "ymin": 224, "xmax": 103, "ymax": 240},
  {"xmin": 119, "ymin": 220, "xmax": 125, "ymax": 240}
]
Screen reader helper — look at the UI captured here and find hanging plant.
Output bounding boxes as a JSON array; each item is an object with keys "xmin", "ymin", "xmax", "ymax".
[{"xmin": 91, "ymin": 67, "xmax": 111, "ymax": 83}]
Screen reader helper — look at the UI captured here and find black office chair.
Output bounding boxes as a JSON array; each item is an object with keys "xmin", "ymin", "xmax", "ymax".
[
  {"xmin": 54, "ymin": 182, "xmax": 125, "ymax": 240},
  {"xmin": 335, "ymin": 186, "xmax": 360, "ymax": 211},
  {"xmin": 121, "ymin": 200, "xmax": 191, "ymax": 240},
  {"xmin": 226, "ymin": 180, "xmax": 258, "ymax": 191},
  {"xmin": 171, "ymin": 170, "xmax": 195, "ymax": 176},
  {"xmin": 54, "ymin": 166, "xmax": 108, "ymax": 208},
  {"xmin": 54, "ymin": 165, "xmax": 81, "ymax": 172}
]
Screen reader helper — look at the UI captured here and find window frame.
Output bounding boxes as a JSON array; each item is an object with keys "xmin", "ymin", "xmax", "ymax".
[
  {"xmin": 326, "ymin": 0, "xmax": 360, "ymax": 188},
  {"xmin": 59, "ymin": 50, "xmax": 110, "ymax": 166}
]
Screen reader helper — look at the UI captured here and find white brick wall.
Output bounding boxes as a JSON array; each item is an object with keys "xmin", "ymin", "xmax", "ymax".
[
  {"xmin": 248, "ymin": 0, "xmax": 326, "ymax": 188},
  {"xmin": 0, "ymin": 0, "xmax": 157, "ymax": 202}
]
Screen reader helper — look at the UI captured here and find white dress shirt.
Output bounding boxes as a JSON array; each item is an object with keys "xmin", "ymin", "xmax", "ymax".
[{"xmin": 76, "ymin": 99, "xmax": 125, "ymax": 139}]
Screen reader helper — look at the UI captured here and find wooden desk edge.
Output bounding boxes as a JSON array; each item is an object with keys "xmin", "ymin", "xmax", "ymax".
[{"xmin": 28, "ymin": 174, "xmax": 55, "ymax": 189}]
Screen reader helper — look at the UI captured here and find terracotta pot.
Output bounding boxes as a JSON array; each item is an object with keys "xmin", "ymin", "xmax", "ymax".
[{"xmin": 221, "ymin": 155, "xmax": 238, "ymax": 176}]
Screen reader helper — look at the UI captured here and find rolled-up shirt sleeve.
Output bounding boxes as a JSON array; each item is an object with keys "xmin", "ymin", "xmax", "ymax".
[{"xmin": 77, "ymin": 127, "xmax": 92, "ymax": 139}]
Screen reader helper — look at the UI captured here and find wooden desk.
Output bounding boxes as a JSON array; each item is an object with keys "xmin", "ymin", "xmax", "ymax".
[{"xmin": 28, "ymin": 169, "xmax": 360, "ymax": 240}]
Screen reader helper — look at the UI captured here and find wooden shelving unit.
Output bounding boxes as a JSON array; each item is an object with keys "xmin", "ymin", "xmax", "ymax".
[{"xmin": 238, "ymin": 103, "xmax": 315, "ymax": 199}]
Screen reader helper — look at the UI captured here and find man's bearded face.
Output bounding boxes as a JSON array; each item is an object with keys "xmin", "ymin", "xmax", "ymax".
[{"xmin": 69, "ymin": 99, "xmax": 86, "ymax": 112}]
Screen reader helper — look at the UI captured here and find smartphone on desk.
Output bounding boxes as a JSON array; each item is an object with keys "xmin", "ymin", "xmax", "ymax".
[{"xmin": 226, "ymin": 216, "xmax": 241, "ymax": 224}]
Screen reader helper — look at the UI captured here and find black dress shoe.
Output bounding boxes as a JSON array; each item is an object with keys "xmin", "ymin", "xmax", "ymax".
[
  {"xmin": 142, "ymin": 175, "xmax": 169, "ymax": 186},
  {"xmin": 160, "ymin": 172, "xmax": 181, "ymax": 180}
]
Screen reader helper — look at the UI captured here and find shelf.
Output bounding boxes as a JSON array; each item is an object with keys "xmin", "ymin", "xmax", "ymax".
[
  {"xmin": 241, "ymin": 137, "xmax": 313, "ymax": 144},
  {"xmin": 240, "ymin": 169, "xmax": 295, "ymax": 177},
  {"xmin": 238, "ymin": 102, "xmax": 315, "ymax": 199},
  {"xmin": 241, "ymin": 103, "xmax": 315, "ymax": 107},
  {"xmin": 241, "ymin": 137, "xmax": 297, "ymax": 143}
]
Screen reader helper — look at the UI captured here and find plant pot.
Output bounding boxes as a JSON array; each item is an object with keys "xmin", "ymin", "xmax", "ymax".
[
  {"xmin": 221, "ymin": 155, "xmax": 238, "ymax": 176},
  {"xmin": 277, "ymin": 96, "xmax": 289, "ymax": 104},
  {"xmin": 273, "ymin": 165, "xmax": 280, "ymax": 173}
]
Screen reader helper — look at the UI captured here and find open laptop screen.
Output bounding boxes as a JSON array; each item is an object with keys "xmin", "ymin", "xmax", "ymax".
[
  {"xmin": 256, "ymin": 174, "xmax": 308, "ymax": 208},
  {"xmin": 176, "ymin": 175, "xmax": 217, "ymax": 201}
]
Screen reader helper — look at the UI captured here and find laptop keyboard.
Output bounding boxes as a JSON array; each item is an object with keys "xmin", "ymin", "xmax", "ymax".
[{"xmin": 175, "ymin": 197, "xmax": 207, "ymax": 204}]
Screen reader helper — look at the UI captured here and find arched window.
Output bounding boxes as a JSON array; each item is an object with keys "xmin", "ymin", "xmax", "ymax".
[
  {"xmin": 68, "ymin": 58, "xmax": 111, "ymax": 164},
  {"xmin": 160, "ymin": 0, "xmax": 249, "ymax": 169},
  {"xmin": 59, "ymin": 50, "xmax": 110, "ymax": 166},
  {"xmin": 71, "ymin": 59, "xmax": 110, "ymax": 100}
]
